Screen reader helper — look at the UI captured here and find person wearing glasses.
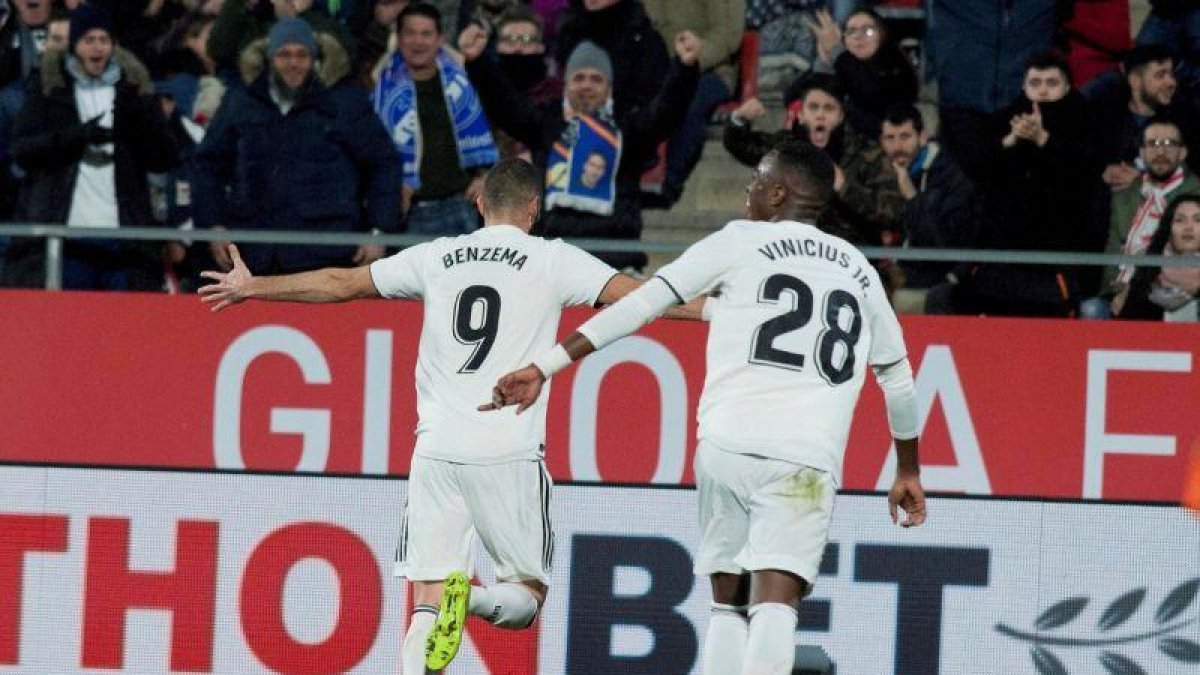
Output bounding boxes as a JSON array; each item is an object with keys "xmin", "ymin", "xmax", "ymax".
[
  {"xmin": 487, "ymin": 6, "xmax": 560, "ymax": 161},
  {"xmin": 805, "ymin": 7, "xmax": 917, "ymax": 140},
  {"xmin": 1086, "ymin": 116, "xmax": 1200, "ymax": 318}
]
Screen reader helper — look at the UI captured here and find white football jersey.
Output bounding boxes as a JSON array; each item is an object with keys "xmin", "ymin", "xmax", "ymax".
[
  {"xmin": 370, "ymin": 224, "xmax": 617, "ymax": 464},
  {"xmin": 656, "ymin": 219, "xmax": 907, "ymax": 483}
]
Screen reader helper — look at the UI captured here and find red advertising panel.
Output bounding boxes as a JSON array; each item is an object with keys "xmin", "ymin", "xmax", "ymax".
[{"xmin": 2, "ymin": 290, "xmax": 1197, "ymax": 501}]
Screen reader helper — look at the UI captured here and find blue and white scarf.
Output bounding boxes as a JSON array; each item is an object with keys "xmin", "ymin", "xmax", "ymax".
[
  {"xmin": 545, "ymin": 107, "xmax": 621, "ymax": 215},
  {"xmin": 373, "ymin": 49, "xmax": 498, "ymax": 190}
]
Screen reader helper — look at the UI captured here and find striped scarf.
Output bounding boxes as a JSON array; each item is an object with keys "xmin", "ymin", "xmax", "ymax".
[{"xmin": 1119, "ymin": 168, "xmax": 1186, "ymax": 285}]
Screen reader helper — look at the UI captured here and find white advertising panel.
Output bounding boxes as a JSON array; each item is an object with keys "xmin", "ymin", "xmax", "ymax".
[{"xmin": 1, "ymin": 466, "xmax": 1197, "ymax": 674}]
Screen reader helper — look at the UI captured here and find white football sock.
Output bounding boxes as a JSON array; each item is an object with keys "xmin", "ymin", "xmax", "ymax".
[
  {"xmin": 402, "ymin": 604, "xmax": 437, "ymax": 675},
  {"xmin": 701, "ymin": 603, "xmax": 748, "ymax": 675},
  {"xmin": 467, "ymin": 582, "xmax": 540, "ymax": 629},
  {"xmin": 742, "ymin": 602, "xmax": 798, "ymax": 675}
]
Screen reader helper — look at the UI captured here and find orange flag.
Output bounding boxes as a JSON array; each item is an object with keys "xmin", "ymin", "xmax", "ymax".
[{"xmin": 1184, "ymin": 437, "xmax": 1200, "ymax": 513}]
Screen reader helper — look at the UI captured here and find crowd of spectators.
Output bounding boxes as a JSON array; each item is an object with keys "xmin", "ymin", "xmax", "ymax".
[{"xmin": 0, "ymin": 0, "xmax": 1196, "ymax": 322}]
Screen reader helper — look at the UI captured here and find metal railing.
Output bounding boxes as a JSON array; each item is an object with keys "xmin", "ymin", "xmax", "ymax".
[{"xmin": 1, "ymin": 222, "xmax": 1198, "ymax": 291}]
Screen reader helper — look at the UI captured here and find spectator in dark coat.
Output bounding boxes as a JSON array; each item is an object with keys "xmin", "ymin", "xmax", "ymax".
[
  {"xmin": 926, "ymin": 0, "xmax": 1065, "ymax": 183},
  {"xmin": 192, "ymin": 18, "xmax": 400, "ymax": 274},
  {"xmin": 1087, "ymin": 45, "xmax": 1192, "ymax": 193},
  {"xmin": 936, "ymin": 51, "xmax": 1103, "ymax": 317},
  {"xmin": 3, "ymin": 5, "xmax": 178, "ymax": 290},
  {"xmin": 553, "ymin": 0, "xmax": 669, "ymax": 118},
  {"xmin": 877, "ymin": 104, "xmax": 979, "ymax": 291},
  {"xmin": 0, "ymin": 0, "xmax": 52, "ymax": 87},
  {"xmin": 462, "ymin": 26, "xmax": 700, "ymax": 272}
]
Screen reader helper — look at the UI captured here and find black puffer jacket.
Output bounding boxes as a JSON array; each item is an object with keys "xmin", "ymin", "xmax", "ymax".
[
  {"xmin": 5, "ymin": 47, "xmax": 178, "ymax": 283},
  {"xmin": 980, "ymin": 90, "xmax": 1103, "ymax": 253},
  {"xmin": 191, "ymin": 34, "xmax": 400, "ymax": 274}
]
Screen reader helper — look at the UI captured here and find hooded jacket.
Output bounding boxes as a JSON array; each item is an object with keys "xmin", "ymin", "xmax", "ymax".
[
  {"xmin": 5, "ymin": 46, "xmax": 177, "ymax": 283},
  {"xmin": 191, "ymin": 34, "xmax": 400, "ymax": 274}
]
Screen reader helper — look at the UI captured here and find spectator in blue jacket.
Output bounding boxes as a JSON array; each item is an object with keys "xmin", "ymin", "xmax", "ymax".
[{"xmin": 193, "ymin": 18, "xmax": 400, "ymax": 274}]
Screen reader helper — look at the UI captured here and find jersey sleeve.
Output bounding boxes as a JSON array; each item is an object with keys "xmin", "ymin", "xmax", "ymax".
[
  {"xmin": 653, "ymin": 225, "xmax": 737, "ymax": 301},
  {"xmin": 550, "ymin": 240, "xmax": 620, "ymax": 307},
  {"xmin": 864, "ymin": 265, "xmax": 908, "ymax": 366},
  {"xmin": 369, "ymin": 243, "xmax": 430, "ymax": 299}
]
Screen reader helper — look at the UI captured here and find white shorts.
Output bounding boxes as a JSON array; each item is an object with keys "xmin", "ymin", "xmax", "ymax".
[
  {"xmin": 693, "ymin": 440, "xmax": 835, "ymax": 589},
  {"xmin": 396, "ymin": 455, "xmax": 553, "ymax": 584}
]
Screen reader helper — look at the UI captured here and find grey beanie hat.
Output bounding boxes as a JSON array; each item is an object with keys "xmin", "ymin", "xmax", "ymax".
[
  {"xmin": 565, "ymin": 40, "xmax": 612, "ymax": 82},
  {"xmin": 268, "ymin": 17, "xmax": 318, "ymax": 58}
]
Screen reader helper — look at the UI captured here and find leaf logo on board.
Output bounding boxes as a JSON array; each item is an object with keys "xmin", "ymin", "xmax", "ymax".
[{"xmin": 994, "ymin": 578, "xmax": 1200, "ymax": 674}]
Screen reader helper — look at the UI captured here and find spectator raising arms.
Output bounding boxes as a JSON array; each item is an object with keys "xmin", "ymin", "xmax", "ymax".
[
  {"xmin": 4, "ymin": 5, "xmax": 178, "ymax": 290},
  {"xmin": 462, "ymin": 23, "xmax": 700, "ymax": 273},
  {"xmin": 554, "ymin": 0, "xmax": 669, "ymax": 118},
  {"xmin": 724, "ymin": 73, "xmax": 903, "ymax": 247},
  {"xmin": 808, "ymin": 7, "xmax": 918, "ymax": 141}
]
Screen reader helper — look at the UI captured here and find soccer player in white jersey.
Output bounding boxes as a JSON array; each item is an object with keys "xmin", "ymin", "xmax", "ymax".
[
  {"xmin": 486, "ymin": 138, "xmax": 928, "ymax": 675},
  {"xmin": 197, "ymin": 158, "xmax": 647, "ymax": 674}
]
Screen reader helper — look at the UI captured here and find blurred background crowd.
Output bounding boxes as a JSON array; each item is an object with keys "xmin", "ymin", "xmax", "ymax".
[{"xmin": 0, "ymin": 0, "xmax": 1197, "ymax": 322}]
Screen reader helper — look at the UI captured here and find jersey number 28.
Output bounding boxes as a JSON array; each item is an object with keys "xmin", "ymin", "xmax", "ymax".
[{"xmin": 750, "ymin": 273, "xmax": 861, "ymax": 385}]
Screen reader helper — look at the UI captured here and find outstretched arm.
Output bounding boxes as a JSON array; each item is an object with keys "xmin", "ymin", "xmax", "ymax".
[{"xmin": 198, "ymin": 244, "xmax": 380, "ymax": 311}]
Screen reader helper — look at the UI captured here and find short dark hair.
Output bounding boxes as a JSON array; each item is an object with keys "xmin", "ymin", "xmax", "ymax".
[
  {"xmin": 772, "ymin": 137, "xmax": 836, "ymax": 204},
  {"xmin": 1025, "ymin": 50, "xmax": 1073, "ymax": 87},
  {"xmin": 482, "ymin": 158, "xmax": 542, "ymax": 210},
  {"xmin": 1142, "ymin": 113, "xmax": 1183, "ymax": 142},
  {"xmin": 399, "ymin": 2, "xmax": 442, "ymax": 34},
  {"xmin": 1123, "ymin": 44, "xmax": 1174, "ymax": 76},
  {"xmin": 881, "ymin": 103, "xmax": 924, "ymax": 134},
  {"xmin": 495, "ymin": 6, "xmax": 543, "ymax": 35},
  {"xmin": 783, "ymin": 72, "xmax": 843, "ymax": 108}
]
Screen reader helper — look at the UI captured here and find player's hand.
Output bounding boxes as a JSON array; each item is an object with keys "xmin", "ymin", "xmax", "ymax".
[
  {"xmin": 198, "ymin": 244, "xmax": 253, "ymax": 311},
  {"xmin": 458, "ymin": 23, "xmax": 488, "ymax": 62},
  {"xmin": 888, "ymin": 471, "xmax": 926, "ymax": 527},
  {"xmin": 478, "ymin": 365, "xmax": 546, "ymax": 414},
  {"xmin": 674, "ymin": 30, "xmax": 702, "ymax": 66}
]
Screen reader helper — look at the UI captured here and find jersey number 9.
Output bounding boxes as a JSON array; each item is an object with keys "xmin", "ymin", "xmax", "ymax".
[{"xmin": 453, "ymin": 285, "xmax": 502, "ymax": 373}]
